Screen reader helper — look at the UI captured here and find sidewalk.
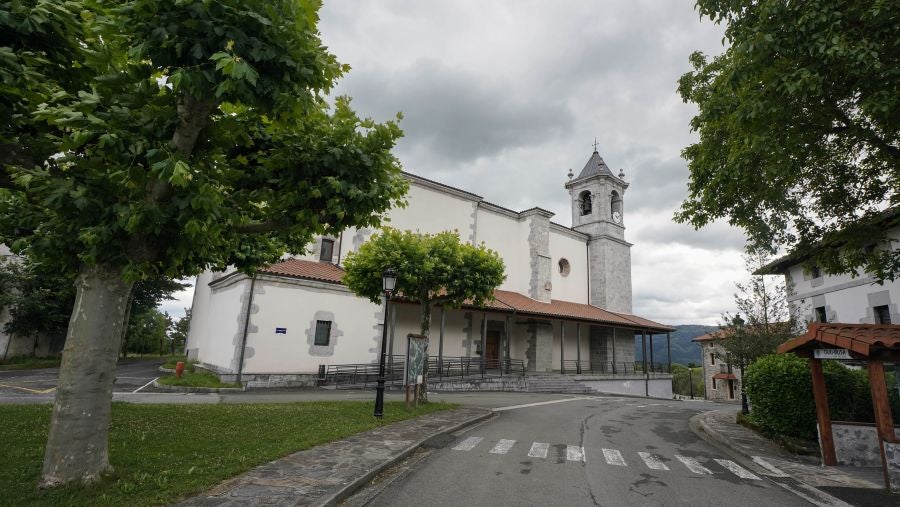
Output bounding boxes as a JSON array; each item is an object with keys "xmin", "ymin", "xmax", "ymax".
[
  {"xmin": 174, "ymin": 406, "xmax": 492, "ymax": 507},
  {"xmin": 692, "ymin": 408, "xmax": 895, "ymax": 506}
]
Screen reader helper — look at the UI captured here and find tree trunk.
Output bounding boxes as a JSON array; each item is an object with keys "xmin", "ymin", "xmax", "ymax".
[
  {"xmin": 39, "ymin": 264, "xmax": 133, "ymax": 488},
  {"xmin": 417, "ymin": 300, "xmax": 431, "ymax": 404}
]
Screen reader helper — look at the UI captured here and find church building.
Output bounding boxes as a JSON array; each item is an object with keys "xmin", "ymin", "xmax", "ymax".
[{"xmin": 185, "ymin": 150, "xmax": 673, "ymax": 391}]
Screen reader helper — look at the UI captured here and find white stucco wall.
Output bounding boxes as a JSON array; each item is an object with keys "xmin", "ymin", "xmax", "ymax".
[
  {"xmin": 241, "ymin": 278, "xmax": 381, "ymax": 374},
  {"xmin": 198, "ymin": 277, "xmax": 248, "ymax": 371},
  {"xmin": 787, "ymin": 267, "xmax": 900, "ymax": 325},
  {"xmin": 385, "ymin": 183, "xmax": 476, "ymax": 240},
  {"xmin": 549, "ymin": 227, "xmax": 589, "ymax": 303},
  {"xmin": 475, "ymin": 208, "xmax": 528, "ymax": 295}
]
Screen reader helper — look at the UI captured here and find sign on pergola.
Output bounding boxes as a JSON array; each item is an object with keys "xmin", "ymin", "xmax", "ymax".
[{"xmin": 778, "ymin": 323, "xmax": 900, "ymax": 492}]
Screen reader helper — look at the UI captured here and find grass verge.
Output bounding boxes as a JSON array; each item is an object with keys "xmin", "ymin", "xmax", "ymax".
[
  {"xmin": 0, "ymin": 401, "xmax": 455, "ymax": 506},
  {"xmin": 0, "ymin": 356, "xmax": 61, "ymax": 370},
  {"xmin": 736, "ymin": 411, "xmax": 818, "ymax": 456},
  {"xmin": 160, "ymin": 356, "xmax": 196, "ymax": 372},
  {"xmin": 156, "ymin": 370, "xmax": 233, "ymax": 388}
]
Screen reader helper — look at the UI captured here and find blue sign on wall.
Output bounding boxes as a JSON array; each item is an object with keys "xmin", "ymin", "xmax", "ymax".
[{"xmin": 275, "ymin": 327, "xmax": 287, "ymax": 334}]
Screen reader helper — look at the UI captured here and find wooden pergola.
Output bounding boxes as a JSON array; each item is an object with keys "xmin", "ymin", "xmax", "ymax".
[{"xmin": 778, "ymin": 323, "xmax": 900, "ymax": 490}]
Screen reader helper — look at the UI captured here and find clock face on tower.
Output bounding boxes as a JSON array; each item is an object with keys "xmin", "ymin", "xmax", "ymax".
[{"xmin": 612, "ymin": 211, "xmax": 622, "ymax": 223}]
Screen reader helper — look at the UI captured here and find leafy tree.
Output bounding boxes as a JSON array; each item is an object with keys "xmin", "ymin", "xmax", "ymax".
[
  {"xmin": 1, "ymin": 0, "xmax": 405, "ymax": 487},
  {"xmin": 168, "ymin": 308, "xmax": 191, "ymax": 355},
  {"xmin": 676, "ymin": 0, "xmax": 900, "ymax": 281},
  {"xmin": 717, "ymin": 251, "xmax": 805, "ymax": 413},
  {"xmin": 120, "ymin": 278, "xmax": 189, "ymax": 358},
  {"xmin": 343, "ymin": 229, "xmax": 506, "ymax": 401},
  {"xmin": 124, "ymin": 308, "xmax": 171, "ymax": 357}
]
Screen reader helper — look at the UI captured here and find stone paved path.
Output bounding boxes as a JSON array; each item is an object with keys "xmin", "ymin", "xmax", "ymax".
[
  {"xmin": 694, "ymin": 408, "xmax": 884, "ymax": 490},
  {"xmin": 174, "ymin": 407, "xmax": 491, "ymax": 507}
]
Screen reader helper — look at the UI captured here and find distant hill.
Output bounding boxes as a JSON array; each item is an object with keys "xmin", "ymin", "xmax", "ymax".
[{"xmin": 634, "ymin": 324, "xmax": 718, "ymax": 367}]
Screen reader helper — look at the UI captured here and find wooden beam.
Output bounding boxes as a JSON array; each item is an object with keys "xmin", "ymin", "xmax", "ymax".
[
  {"xmin": 868, "ymin": 359, "xmax": 895, "ymax": 489},
  {"xmin": 810, "ymin": 358, "xmax": 837, "ymax": 466}
]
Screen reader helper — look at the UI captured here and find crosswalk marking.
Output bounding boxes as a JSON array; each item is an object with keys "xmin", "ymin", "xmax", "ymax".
[
  {"xmin": 638, "ymin": 452, "xmax": 668, "ymax": 470},
  {"xmin": 602, "ymin": 448, "xmax": 626, "ymax": 466},
  {"xmin": 751, "ymin": 456, "xmax": 789, "ymax": 477},
  {"xmin": 450, "ymin": 438, "xmax": 777, "ymax": 482},
  {"xmin": 490, "ymin": 439, "xmax": 516, "ymax": 454},
  {"xmin": 715, "ymin": 459, "xmax": 761, "ymax": 480},
  {"xmin": 452, "ymin": 436, "xmax": 483, "ymax": 451},
  {"xmin": 528, "ymin": 442, "xmax": 549, "ymax": 458},
  {"xmin": 566, "ymin": 445, "xmax": 586, "ymax": 462},
  {"xmin": 675, "ymin": 455, "xmax": 712, "ymax": 474}
]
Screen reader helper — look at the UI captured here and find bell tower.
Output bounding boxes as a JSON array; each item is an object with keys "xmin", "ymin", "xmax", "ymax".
[{"xmin": 565, "ymin": 148, "xmax": 633, "ymax": 313}]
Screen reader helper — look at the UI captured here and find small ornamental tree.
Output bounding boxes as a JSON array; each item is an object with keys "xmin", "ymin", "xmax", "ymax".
[
  {"xmin": 1, "ymin": 1, "xmax": 406, "ymax": 487},
  {"xmin": 676, "ymin": 0, "xmax": 900, "ymax": 280},
  {"xmin": 343, "ymin": 229, "xmax": 506, "ymax": 400},
  {"xmin": 717, "ymin": 251, "xmax": 805, "ymax": 413}
]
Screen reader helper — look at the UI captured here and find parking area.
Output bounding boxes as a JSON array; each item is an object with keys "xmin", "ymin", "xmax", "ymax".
[{"xmin": 0, "ymin": 358, "xmax": 164, "ymax": 402}]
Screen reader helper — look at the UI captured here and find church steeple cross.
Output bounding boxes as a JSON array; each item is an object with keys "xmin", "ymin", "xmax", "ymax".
[{"xmin": 592, "ymin": 138, "xmax": 599, "ymax": 152}]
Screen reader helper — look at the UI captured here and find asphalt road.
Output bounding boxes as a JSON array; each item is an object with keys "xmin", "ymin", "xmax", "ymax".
[
  {"xmin": 363, "ymin": 397, "xmax": 813, "ymax": 507},
  {"xmin": 0, "ymin": 358, "xmax": 163, "ymax": 402}
]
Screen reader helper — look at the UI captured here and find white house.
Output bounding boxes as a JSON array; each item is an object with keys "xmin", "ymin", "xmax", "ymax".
[
  {"xmin": 185, "ymin": 150, "xmax": 674, "ymax": 392},
  {"xmin": 758, "ymin": 212, "xmax": 900, "ymax": 326}
]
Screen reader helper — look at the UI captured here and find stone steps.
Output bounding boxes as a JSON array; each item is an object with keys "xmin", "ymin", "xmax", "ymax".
[{"xmin": 525, "ymin": 375, "xmax": 598, "ymax": 394}]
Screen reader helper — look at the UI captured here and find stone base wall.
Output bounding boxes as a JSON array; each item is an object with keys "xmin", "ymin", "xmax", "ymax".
[
  {"xmin": 217, "ymin": 372, "xmax": 320, "ymax": 388},
  {"xmin": 429, "ymin": 377, "xmax": 529, "ymax": 392},
  {"xmin": 830, "ymin": 422, "xmax": 900, "ymax": 468}
]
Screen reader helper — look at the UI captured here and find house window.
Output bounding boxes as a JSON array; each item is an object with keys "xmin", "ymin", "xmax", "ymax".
[
  {"xmin": 314, "ymin": 320, "xmax": 331, "ymax": 346},
  {"xmin": 319, "ymin": 239, "xmax": 334, "ymax": 262},
  {"xmin": 815, "ymin": 306, "xmax": 827, "ymax": 323},
  {"xmin": 558, "ymin": 258, "xmax": 571, "ymax": 277},
  {"xmin": 712, "ymin": 377, "xmax": 717, "ymax": 390},
  {"xmin": 579, "ymin": 191, "xmax": 592, "ymax": 216},
  {"xmin": 875, "ymin": 305, "xmax": 891, "ymax": 324},
  {"xmin": 710, "ymin": 353, "xmax": 715, "ymax": 365},
  {"xmin": 810, "ymin": 265, "xmax": 822, "ymax": 279}
]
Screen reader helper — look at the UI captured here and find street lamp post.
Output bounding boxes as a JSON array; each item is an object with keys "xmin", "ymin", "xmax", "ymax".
[{"xmin": 374, "ymin": 268, "xmax": 397, "ymax": 418}]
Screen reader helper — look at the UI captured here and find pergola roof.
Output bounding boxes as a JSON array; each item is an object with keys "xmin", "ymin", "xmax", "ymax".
[{"xmin": 778, "ymin": 323, "xmax": 900, "ymax": 359}]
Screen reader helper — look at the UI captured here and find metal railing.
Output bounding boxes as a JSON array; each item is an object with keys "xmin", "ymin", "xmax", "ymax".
[
  {"xmin": 321, "ymin": 355, "xmax": 526, "ymax": 388},
  {"xmin": 561, "ymin": 360, "xmax": 671, "ymax": 375}
]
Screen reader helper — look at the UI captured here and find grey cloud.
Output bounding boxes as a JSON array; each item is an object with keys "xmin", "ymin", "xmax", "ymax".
[{"xmin": 635, "ymin": 220, "xmax": 747, "ymax": 252}]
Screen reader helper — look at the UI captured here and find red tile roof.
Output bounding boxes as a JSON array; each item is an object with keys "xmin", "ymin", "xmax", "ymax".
[
  {"xmin": 778, "ymin": 323, "xmax": 900, "ymax": 358},
  {"xmin": 693, "ymin": 331, "xmax": 726, "ymax": 342},
  {"xmin": 257, "ymin": 259, "xmax": 673, "ymax": 332},
  {"xmin": 261, "ymin": 258, "xmax": 345, "ymax": 284},
  {"xmin": 713, "ymin": 372, "xmax": 737, "ymax": 380}
]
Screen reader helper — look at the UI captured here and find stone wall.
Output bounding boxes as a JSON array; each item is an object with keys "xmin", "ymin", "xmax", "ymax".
[
  {"xmin": 578, "ymin": 376, "xmax": 673, "ymax": 398},
  {"xmin": 831, "ymin": 422, "xmax": 900, "ymax": 468}
]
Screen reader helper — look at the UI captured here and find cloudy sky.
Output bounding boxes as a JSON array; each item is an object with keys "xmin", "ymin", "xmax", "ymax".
[{"xmin": 163, "ymin": 0, "xmax": 753, "ymax": 326}]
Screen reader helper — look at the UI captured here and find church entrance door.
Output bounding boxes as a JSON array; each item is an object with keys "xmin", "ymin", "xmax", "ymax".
[{"xmin": 485, "ymin": 330, "xmax": 501, "ymax": 367}]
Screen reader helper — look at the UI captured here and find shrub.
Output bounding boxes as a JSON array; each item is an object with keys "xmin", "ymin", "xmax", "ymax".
[{"xmin": 744, "ymin": 353, "xmax": 900, "ymax": 440}]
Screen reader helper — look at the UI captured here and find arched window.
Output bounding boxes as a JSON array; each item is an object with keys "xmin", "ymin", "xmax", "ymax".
[
  {"xmin": 610, "ymin": 190, "xmax": 623, "ymax": 221},
  {"xmin": 579, "ymin": 191, "xmax": 592, "ymax": 216},
  {"xmin": 558, "ymin": 258, "xmax": 571, "ymax": 277}
]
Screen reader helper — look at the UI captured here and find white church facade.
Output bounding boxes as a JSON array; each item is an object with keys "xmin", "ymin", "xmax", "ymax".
[{"xmin": 186, "ymin": 150, "xmax": 674, "ymax": 391}]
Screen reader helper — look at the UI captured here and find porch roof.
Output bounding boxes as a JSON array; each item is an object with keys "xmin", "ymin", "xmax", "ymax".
[
  {"xmin": 256, "ymin": 258, "xmax": 674, "ymax": 332},
  {"xmin": 777, "ymin": 323, "xmax": 900, "ymax": 359}
]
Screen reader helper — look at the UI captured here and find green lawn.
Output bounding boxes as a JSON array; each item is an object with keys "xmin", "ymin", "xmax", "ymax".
[
  {"xmin": 157, "ymin": 370, "xmax": 238, "ymax": 388},
  {"xmin": 0, "ymin": 356, "xmax": 61, "ymax": 370},
  {"xmin": 0, "ymin": 401, "xmax": 455, "ymax": 506}
]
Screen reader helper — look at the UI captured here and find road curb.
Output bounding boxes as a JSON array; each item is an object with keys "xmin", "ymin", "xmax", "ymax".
[{"xmin": 318, "ymin": 408, "xmax": 496, "ymax": 507}]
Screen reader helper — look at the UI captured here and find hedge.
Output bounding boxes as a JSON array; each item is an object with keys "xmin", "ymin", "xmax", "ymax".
[{"xmin": 744, "ymin": 353, "xmax": 900, "ymax": 440}]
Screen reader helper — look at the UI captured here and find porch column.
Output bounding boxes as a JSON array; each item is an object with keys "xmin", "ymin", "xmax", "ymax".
[
  {"xmin": 666, "ymin": 332, "xmax": 671, "ymax": 373},
  {"xmin": 576, "ymin": 323, "xmax": 582, "ymax": 374},
  {"xmin": 868, "ymin": 359, "xmax": 895, "ymax": 488},
  {"xmin": 505, "ymin": 314, "xmax": 512, "ymax": 373},
  {"xmin": 649, "ymin": 333, "xmax": 654, "ymax": 371},
  {"xmin": 810, "ymin": 358, "xmax": 837, "ymax": 466},
  {"xmin": 438, "ymin": 306, "xmax": 445, "ymax": 376},
  {"xmin": 641, "ymin": 330, "xmax": 648, "ymax": 396},
  {"xmin": 560, "ymin": 321, "xmax": 566, "ymax": 374},
  {"xmin": 480, "ymin": 311, "xmax": 487, "ymax": 374},
  {"xmin": 611, "ymin": 328, "xmax": 617, "ymax": 374}
]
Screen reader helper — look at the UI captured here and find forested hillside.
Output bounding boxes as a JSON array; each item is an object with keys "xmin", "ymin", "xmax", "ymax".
[{"xmin": 635, "ymin": 324, "xmax": 718, "ymax": 366}]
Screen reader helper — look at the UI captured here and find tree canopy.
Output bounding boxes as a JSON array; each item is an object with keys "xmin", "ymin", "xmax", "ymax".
[
  {"xmin": 676, "ymin": 0, "xmax": 900, "ymax": 280},
  {"xmin": 1, "ymin": 0, "xmax": 406, "ymax": 487}
]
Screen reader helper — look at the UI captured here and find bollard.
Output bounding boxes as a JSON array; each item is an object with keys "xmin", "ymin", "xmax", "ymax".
[{"xmin": 175, "ymin": 361, "xmax": 185, "ymax": 379}]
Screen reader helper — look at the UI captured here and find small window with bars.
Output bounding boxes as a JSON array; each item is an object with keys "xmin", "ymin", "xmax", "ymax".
[
  {"xmin": 320, "ymin": 239, "xmax": 334, "ymax": 262},
  {"xmin": 314, "ymin": 320, "xmax": 331, "ymax": 346},
  {"xmin": 815, "ymin": 306, "xmax": 828, "ymax": 323},
  {"xmin": 874, "ymin": 305, "xmax": 891, "ymax": 325}
]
